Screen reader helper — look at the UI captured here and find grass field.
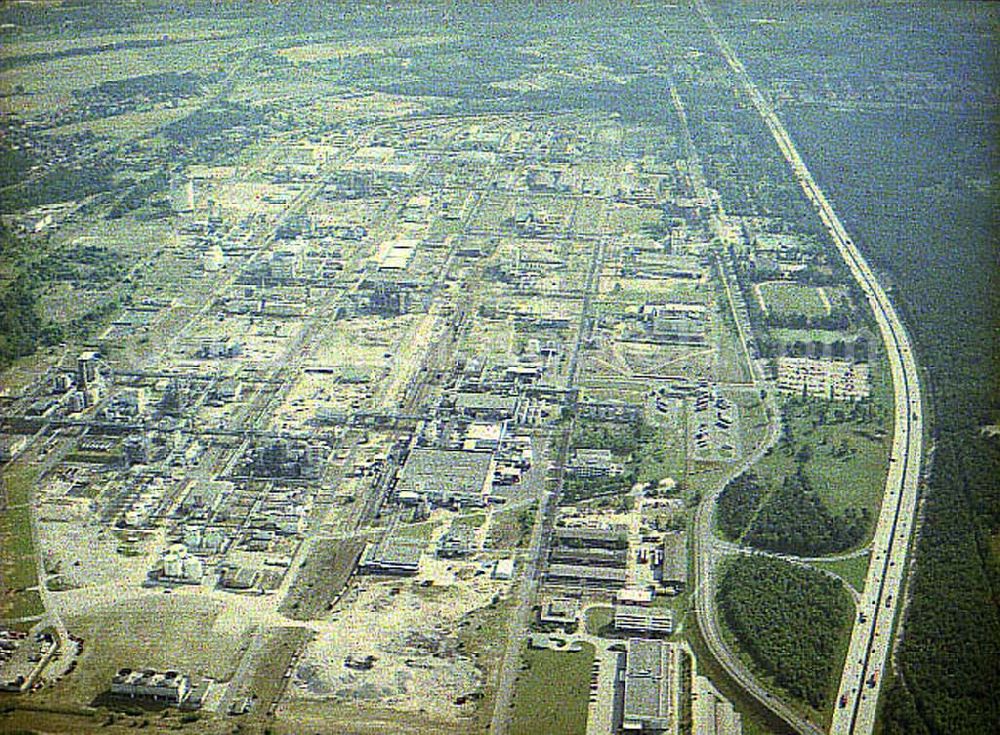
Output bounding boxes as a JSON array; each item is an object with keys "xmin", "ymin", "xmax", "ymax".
[
  {"xmin": 510, "ymin": 641, "xmax": 595, "ymax": 735},
  {"xmin": 812, "ymin": 553, "xmax": 870, "ymax": 593},
  {"xmin": 757, "ymin": 281, "xmax": 830, "ymax": 319},
  {"xmin": 0, "ymin": 463, "xmax": 41, "ymax": 620},
  {"xmin": 246, "ymin": 627, "xmax": 313, "ymax": 714},
  {"xmin": 636, "ymin": 415, "xmax": 687, "ymax": 486},
  {"xmin": 771, "ymin": 327, "xmax": 857, "ymax": 345},
  {"xmin": 41, "ymin": 104, "xmax": 199, "ymax": 141},
  {"xmin": 36, "ymin": 595, "xmax": 245, "ymax": 710},
  {"xmin": 584, "ymin": 605, "xmax": 614, "ymax": 636},
  {"xmin": 755, "ymin": 396, "xmax": 890, "ymax": 520},
  {"xmin": 280, "ymin": 538, "xmax": 365, "ymax": 620}
]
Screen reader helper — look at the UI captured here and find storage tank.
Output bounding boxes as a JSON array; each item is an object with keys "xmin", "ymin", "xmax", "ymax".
[
  {"xmin": 163, "ymin": 553, "xmax": 182, "ymax": 579},
  {"xmin": 182, "ymin": 556, "xmax": 203, "ymax": 582},
  {"xmin": 203, "ymin": 243, "xmax": 224, "ymax": 272}
]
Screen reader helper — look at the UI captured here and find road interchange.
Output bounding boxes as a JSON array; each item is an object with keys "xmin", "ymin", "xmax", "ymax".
[{"xmin": 693, "ymin": 2, "xmax": 925, "ymax": 734}]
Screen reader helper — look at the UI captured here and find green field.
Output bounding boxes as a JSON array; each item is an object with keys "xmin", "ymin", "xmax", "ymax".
[
  {"xmin": 811, "ymin": 553, "xmax": 870, "ymax": 593},
  {"xmin": 33, "ymin": 595, "xmax": 244, "ymax": 711},
  {"xmin": 583, "ymin": 605, "xmax": 614, "ymax": 636},
  {"xmin": 756, "ymin": 396, "xmax": 890, "ymax": 519},
  {"xmin": 511, "ymin": 642, "xmax": 595, "ymax": 735},
  {"xmin": 0, "ymin": 464, "xmax": 41, "ymax": 619},
  {"xmin": 757, "ymin": 281, "xmax": 829, "ymax": 319}
]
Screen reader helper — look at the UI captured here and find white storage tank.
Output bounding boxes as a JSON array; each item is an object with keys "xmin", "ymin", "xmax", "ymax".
[
  {"xmin": 163, "ymin": 553, "xmax": 183, "ymax": 579},
  {"xmin": 203, "ymin": 243, "xmax": 224, "ymax": 272},
  {"xmin": 182, "ymin": 556, "xmax": 203, "ymax": 582}
]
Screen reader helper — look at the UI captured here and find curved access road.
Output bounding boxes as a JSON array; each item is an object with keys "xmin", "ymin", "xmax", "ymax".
[
  {"xmin": 692, "ymin": 406, "xmax": 826, "ymax": 735},
  {"xmin": 694, "ymin": 3, "xmax": 924, "ymax": 735}
]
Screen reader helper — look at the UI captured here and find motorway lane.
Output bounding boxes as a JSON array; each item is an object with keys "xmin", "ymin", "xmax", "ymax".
[{"xmin": 693, "ymin": 3, "xmax": 924, "ymax": 734}]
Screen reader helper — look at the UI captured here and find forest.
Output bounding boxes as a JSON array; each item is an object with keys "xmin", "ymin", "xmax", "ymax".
[
  {"xmin": 0, "ymin": 225, "xmax": 61, "ymax": 369},
  {"xmin": 717, "ymin": 555, "xmax": 851, "ymax": 709},
  {"xmin": 773, "ymin": 103, "xmax": 1000, "ymax": 735},
  {"xmin": 715, "ymin": 470, "xmax": 763, "ymax": 541},
  {"xmin": 744, "ymin": 469, "xmax": 868, "ymax": 557}
]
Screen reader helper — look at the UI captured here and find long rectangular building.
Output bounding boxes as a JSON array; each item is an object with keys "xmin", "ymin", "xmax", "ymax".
[
  {"xmin": 553, "ymin": 526, "xmax": 627, "ymax": 550},
  {"xmin": 622, "ymin": 639, "xmax": 677, "ymax": 734},
  {"xmin": 660, "ymin": 532, "xmax": 688, "ymax": 591},
  {"xmin": 615, "ymin": 604, "xmax": 674, "ymax": 636},
  {"xmin": 544, "ymin": 563, "xmax": 626, "ymax": 589},
  {"xmin": 549, "ymin": 546, "xmax": 627, "ymax": 568}
]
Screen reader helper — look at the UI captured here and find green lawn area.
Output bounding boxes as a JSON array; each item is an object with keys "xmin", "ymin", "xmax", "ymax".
[
  {"xmin": 771, "ymin": 327, "xmax": 857, "ymax": 345},
  {"xmin": 755, "ymin": 396, "xmax": 890, "ymax": 520},
  {"xmin": 35, "ymin": 595, "xmax": 243, "ymax": 710},
  {"xmin": 0, "ymin": 464, "xmax": 40, "ymax": 614},
  {"xmin": 637, "ymin": 420, "xmax": 686, "ymax": 485},
  {"xmin": 0, "ymin": 589, "xmax": 44, "ymax": 620},
  {"xmin": 758, "ymin": 281, "xmax": 830, "ymax": 319},
  {"xmin": 511, "ymin": 642, "xmax": 595, "ymax": 735},
  {"xmin": 812, "ymin": 553, "xmax": 871, "ymax": 593},
  {"xmin": 583, "ymin": 605, "xmax": 614, "ymax": 636},
  {"xmin": 396, "ymin": 519, "xmax": 442, "ymax": 541}
]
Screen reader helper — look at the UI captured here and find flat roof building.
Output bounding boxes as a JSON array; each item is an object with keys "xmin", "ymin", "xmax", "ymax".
[
  {"xmin": 615, "ymin": 604, "xmax": 674, "ymax": 636},
  {"xmin": 545, "ymin": 563, "xmax": 626, "ymax": 590},
  {"xmin": 622, "ymin": 639, "xmax": 678, "ymax": 734},
  {"xmin": 493, "ymin": 558, "xmax": 516, "ymax": 580},
  {"xmin": 693, "ymin": 675, "xmax": 742, "ymax": 735},
  {"xmin": 660, "ymin": 532, "xmax": 688, "ymax": 592},
  {"xmin": 111, "ymin": 668, "xmax": 191, "ymax": 705},
  {"xmin": 359, "ymin": 534, "xmax": 423, "ymax": 576},
  {"xmin": 539, "ymin": 598, "xmax": 579, "ymax": 627},
  {"xmin": 553, "ymin": 526, "xmax": 628, "ymax": 550},
  {"xmin": 549, "ymin": 546, "xmax": 628, "ymax": 568},
  {"xmin": 396, "ymin": 448, "xmax": 493, "ymax": 507},
  {"xmin": 454, "ymin": 392, "xmax": 519, "ymax": 420}
]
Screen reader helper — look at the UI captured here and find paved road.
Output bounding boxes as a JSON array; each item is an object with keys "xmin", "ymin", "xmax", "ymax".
[
  {"xmin": 691, "ymin": 402, "xmax": 824, "ymax": 735},
  {"xmin": 693, "ymin": 3, "xmax": 924, "ymax": 735}
]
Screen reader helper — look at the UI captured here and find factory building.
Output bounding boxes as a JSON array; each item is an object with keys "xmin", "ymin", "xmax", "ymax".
[
  {"xmin": 565, "ymin": 448, "xmax": 623, "ymax": 479},
  {"xmin": 544, "ymin": 564, "xmax": 626, "ymax": 589},
  {"xmin": 621, "ymin": 639, "xmax": 679, "ymax": 734},
  {"xmin": 75, "ymin": 350, "xmax": 104, "ymax": 407},
  {"xmin": 659, "ymin": 532, "xmax": 688, "ymax": 593},
  {"xmin": 553, "ymin": 526, "xmax": 628, "ymax": 550},
  {"xmin": 199, "ymin": 336, "xmax": 242, "ymax": 359},
  {"xmin": 639, "ymin": 302, "xmax": 708, "ymax": 345},
  {"xmin": 549, "ymin": 546, "xmax": 628, "ymax": 568},
  {"xmin": 539, "ymin": 598, "xmax": 579, "ymax": 627},
  {"xmin": 158, "ymin": 544, "xmax": 204, "ymax": 584},
  {"xmin": 692, "ymin": 675, "xmax": 742, "ymax": 735},
  {"xmin": 248, "ymin": 438, "xmax": 324, "ymax": 479},
  {"xmin": 359, "ymin": 534, "xmax": 423, "ymax": 576},
  {"xmin": 395, "ymin": 448, "xmax": 493, "ymax": 508},
  {"xmin": 111, "ymin": 668, "xmax": 191, "ymax": 705},
  {"xmin": 453, "ymin": 392, "xmax": 519, "ymax": 421},
  {"xmin": 436, "ymin": 524, "xmax": 476, "ymax": 558}
]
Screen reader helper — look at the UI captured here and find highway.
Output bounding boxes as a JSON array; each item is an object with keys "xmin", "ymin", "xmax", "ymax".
[{"xmin": 693, "ymin": 3, "xmax": 924, "ymax": 735}]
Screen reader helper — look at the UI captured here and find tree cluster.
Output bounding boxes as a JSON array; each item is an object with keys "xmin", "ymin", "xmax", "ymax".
[
  {"xmin": 744, "ymin": 469, "xmax": 867, "ymax": 556},
  {"xmin": 718, "ymin": 555, "xmax": 851, "ymax": 709}
]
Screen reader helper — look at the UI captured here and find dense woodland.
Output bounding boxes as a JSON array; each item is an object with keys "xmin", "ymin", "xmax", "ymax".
[
  {"xmin": 717, "ymin": 555, "xmax": 852, "ymax": 709},
  {"xmin": 716, "ymin": 471, "xmax": 763, "ymax": 541},
  {"xmin": 745, "ymin": 469, "xmax": 868, "ymax": 557},
  {"xmin": 775, "ymin": 107, "xmax": 1000, "ymax": 735},
  {"xmin": 0, "ymin": 225, "xmax": 61, "ymax": 368}
]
